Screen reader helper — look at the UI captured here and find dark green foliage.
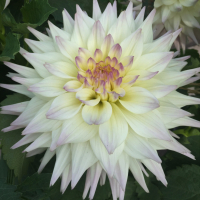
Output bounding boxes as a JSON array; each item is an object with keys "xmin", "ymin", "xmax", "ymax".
[{"xmin": 0, "ymin": 32, "xmax": 20, "ymax": 61}]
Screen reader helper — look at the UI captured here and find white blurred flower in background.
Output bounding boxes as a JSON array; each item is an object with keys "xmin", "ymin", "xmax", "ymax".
[{"xmin": 131, "ymin": 0, "xmax": 200, "ymax": 52}]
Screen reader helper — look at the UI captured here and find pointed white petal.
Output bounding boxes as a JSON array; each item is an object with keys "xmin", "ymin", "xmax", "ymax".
[
  {"xmin": 46, "ymin": 92, "xmax": 82, "ymax": 120},
  {"xmin": 24, "ymin": 132, "xmax": 52, "ymax": 152},
  {"xmin": 99, "ymin": 103, "xmax": 128, "ymax": 154},
  {"xmin": 93, "ymin": 0, "xmax": 101, "ymax": 20},
  {"xmin": 57, "ymin": 112, "xmax": 98, "ymax": 145},
  {"xmin": 28, "ymin": 26, "xmax": 52, "ymax": 41},
  {"xmin": 125, "ymin": 129, "xmax": 162, "ymax": 163},
  {"xmin": 4, "ymin": 62, "xmax": 40, "ymax": 78},
  {"xmin": 142, "ymin": 159, "xmax": 167, "ymax": 186},
  {"xmin": 11, "ymin": 133, "xmax": 41, "ymax": 149},
  {"xmin": 28, "ymin": 76, "xmax": 66, "ymax": 97},
  {"xmin": 22, "ymin": 101, "xmax": 62, "ymax": 135},
  {"xmin": 90, "ymin": 135, "xmax": 124, "ymax": 177},
  {"xmin": 62, "ymin": 9, "xmax": 74, "ymax": 34},
  {"xmin": 87, "ymin": 21, "xmax": 106, "ymax": 54},
  {"xmin": 50, "ymin": 144, "xmax": 71, "ymax": 186},
  {"xmin": 0, "ymin": 84, "xmax": 34, "ymax": 98},
  {"xmin": 71, "ymin": 142, "xmax": 97, "ymax": 188},
  {"xmin": 11, "ymin": 97, "xmax": 45, "ymax": 126},
  {"xmin": 38, "ymin": 148, "xmax": 56, "ymax": 173},
  {"xmin": 117, "ymin": 102, "xmax": 171, "ymax": 140},
  {"xmin": 129, "ymin": 158, "xmax": 149, "ymax": 193}
]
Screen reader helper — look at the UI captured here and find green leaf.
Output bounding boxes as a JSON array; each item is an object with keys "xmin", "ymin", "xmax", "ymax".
[
  {"xmin": 174, "ymin": 128, "xmax": 200, "ymax": 137},
  {"xmin": 161, "ymin": 165, "xmax": 200, "ymax": 200},
  {"xmin": 124, "ymin": 177, "xmax": 138, "ymax": 200},
  {"xmin": 0, "ymin": 94, "xmax": 33, "ymax": 179},
  {"xmin": 0, "ymin": 32, "xmax": 20, "ymax": 62},
  {"xmin": 2, "ymin": 0, "xmax": 56, "ymax": 34},
  {"xmin": 48, "ymin": 0, "xmax": 109, "ymax": 22},
  {"xmin": 0, "ymin": 159, "xmax": 22, "ymax": 200},
  {"xmin": 21, "ymin": 0, "xmax": 57, "ymax": 25}
]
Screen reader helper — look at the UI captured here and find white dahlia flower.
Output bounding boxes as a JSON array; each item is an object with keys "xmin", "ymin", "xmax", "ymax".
[
  {"xmin": 131, "ymin": 0, "xmax": 200, "ymax": 52},
  {"xmin": 1, "ymin": 0, "xmax": 200, "ymax": 199}
]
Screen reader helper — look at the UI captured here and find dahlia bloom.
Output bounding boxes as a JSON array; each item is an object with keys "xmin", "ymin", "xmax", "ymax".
[
  {"xmin": 1, "ymin": 0, "xmax": 200, "ymax": 199},
  {"xmin": 131, "ymin": 0, "xmax": 200, "ymax": 52}
]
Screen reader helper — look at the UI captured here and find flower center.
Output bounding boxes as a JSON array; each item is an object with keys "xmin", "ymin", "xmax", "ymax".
[{"xmin": 77, "ymin": 56, "xmax": 126, "ymax": 102}]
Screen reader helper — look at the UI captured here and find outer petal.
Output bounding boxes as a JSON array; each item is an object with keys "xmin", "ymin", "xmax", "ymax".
[
  {"xmin": 82, "ymin": 101, "xmax": 112, "ymax": 125},
  {"xmin": 4, "ymin": 62, "xmax": 40, "ymax": 78},
  {"xmin": 50, "ymin": 144, "xmax": 71, "ymax": 186},
  {"xmin": 93, "ymin": 0, "xmax": 101, "ymax": 20},
  {"xmin": 125, "ymin": 129, "xmax": 162, "ymax": 163},
  {"xmin": 11, "ymin": 97, "xmax": 45, "ymax": 126},
  {"xmin": 87, "ymin": 21, "xmax": 106, "ymax": 54},
  {"xmin": 57, "ymin": 112, "xmax": 98, "ymax": 145},
  {"xmin": 90, "ymin": 135, "xmax": 124, "ymax": 177},
  {"xmin": 22, "ymin": 101, "xmax": 62, "ymax": 135},
  {"xmin": 46, "ymin": 93, "xmax": 82, "ymax": 120},
  {"xmin": 28, "ymin": 76, "xmax": 66, "ymax": 97},
  {"xmin": 119, "ymin": 87, "xmax": 160, "ymax": 114},
  {"xmin": 117, "ymin": 102, "xmax": 172, "ymax": 141},
  {"xmin": 71, "ymin": 142, "xmax": 98, "ymax": 188},
  {"xmin": 44, "ymin": 62, "xmax": 78, "ymax": 79},
  {"xmin": 130, "ymin": 158, "xmax": 149, "ymax": 193},
  {"xmin": 99, "ymin": 103, "xmax": 128, "ymax": 154},
  {"xmin": 114, "ymin": 152, "xmax": 129, "ymax": 191}
]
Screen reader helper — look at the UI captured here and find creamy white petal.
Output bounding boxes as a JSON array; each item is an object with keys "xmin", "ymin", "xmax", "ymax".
[
  {"xmin": 4, "ymin": 62, "xmax": 40, "ymax": 78},
  {"xmin": 117, "ymin": 102, "xmax": 171, "ymax": 140},
  {"xmin": 48, "ymin": 21, "xmax": 70, "ymax": 41},
  {"xmin": 93, "ymin": 0, "xmax": 102, "ymax": 20},
  {"xmin": 0, "ymin": 84, "xmax": 34, "ymax": 98},
  {"xmin": 71, "ymin": 142, "xmax": 97, "ymax": 188},
  {"xmin": 119, "ymin": 87, "xmax": 159, "ymax": 114},
  {"xmin": 1, "ymin": 101, "xmax": 28, "ymax": 114},
  {"xmin": 125, "ymin": 129, "xmax": 162, "ymax": 163},
  {"xmin": 57, "ymin": 112, "xmax": 98, "ymax": 145},
  {"xmin": 38, "ymin": 148, "xmax": 56, "ymax": 173},
  {"xmin": 76, "ymin": 88, "xmax": 100, "ymax": 106},
  {"xmin": 99, "ymin": 103, "xmax": 128, "ymax": 154},
  {"xmin": 120, "ymin": 28, "xmax": 143, "ymax": 60},
  {"xmin": 24, "ymin": 132, "xmax": 52, "ymax": 152},
  {"xmin": 87, "ymin": 21, "xmax": 106, "ymax": 54},
  {"xmin": 62, "ymin": 9, "xmax": 74, "ymax": 34},
  {"xmin": 108, "ymin": 11, "xmax": 131, "ymax": 43},
  {"xmin": 90, "ymin": 135, "xmax": 124, "ymax": 177},
  {"xmin": 129, "ymin": 158, "xmax": 149, "ymax": 193},
  {"xmin": 11, "ymin": 97, "xmax": 45, "ymax": 126},
  {"xmin": 82, "ymin": 101, "xmax": 112, "ymax": 125},
  {"xmin": 142, "ymin": 159, "xmax": 167, "ymax": 186},
  {"xmin": 27, "ymin": 26, "xmax": 52, "ymax": 42},
  {"xmin": 46, "ymin": 93, "xmax": 82, "ymax": 120},
  {"xmin": 25, "ymin": 39, "xmax": 56, "ymax": 53},
  {"xmin": 28, "ymin": 76, "xmax": 66, "ymax": 97},
  {"xmin": 22, "ymin": 101, "xmax": 62, "ymax": 135},
  {"xmin": 50, "ymin": 144, "xmax": 71, "ymax": 186},
  {"xmin": 11, "ymin": 133, "xmax": 41, "ymax": 149},
  {"xmin": 114, "ymin": 152, "xmax": 129, "ymax": 191},
  {"xmin": 44, "ymin": 62, "xmax": 78, "ymax": 79}
]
